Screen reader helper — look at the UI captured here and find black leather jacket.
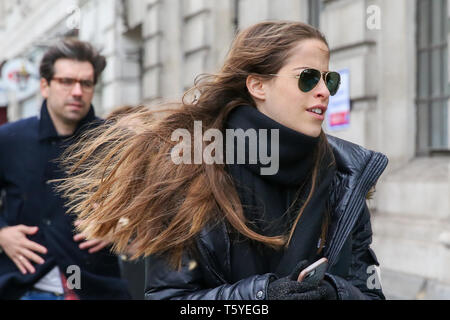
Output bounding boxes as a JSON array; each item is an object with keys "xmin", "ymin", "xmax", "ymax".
[{"xmin": 145, "ymin": 135, "xmax": 388, "ymax": 300}]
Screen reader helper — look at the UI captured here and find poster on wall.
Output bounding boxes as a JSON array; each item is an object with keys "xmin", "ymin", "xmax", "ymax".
[{"xmin": 326, "ymin": 68, "xmax": 350, "ymax": 131}]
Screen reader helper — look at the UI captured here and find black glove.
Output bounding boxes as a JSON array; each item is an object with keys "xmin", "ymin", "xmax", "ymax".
[
  {"xmin": 318, "ymin": 278, "xmax": 338, "ymax": 300},
  {"xmin": 267, "ymin": 260, "xmax": 323, "ymax": 300}
]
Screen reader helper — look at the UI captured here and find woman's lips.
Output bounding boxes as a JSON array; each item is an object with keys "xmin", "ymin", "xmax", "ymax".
[
  {"xmin": 306, "ymin": 106, "xmax": 326, "ymax": 121},
  {"xmin": 306, "ymin": 110, "xmax": 325, "ymax": 120}
]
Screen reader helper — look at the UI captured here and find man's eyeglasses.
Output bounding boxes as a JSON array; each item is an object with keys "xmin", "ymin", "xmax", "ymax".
[
  {"xmin": 51, "ymin": 77, "xmax": 95, "ymax": 92},
  {"xmin": 269, "ymin": 68, "xmax": 341, "ymax": 96}
]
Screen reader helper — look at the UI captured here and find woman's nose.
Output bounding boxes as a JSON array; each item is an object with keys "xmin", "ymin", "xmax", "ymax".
[{"xmin": 314, "ymin": 77, "xmax": 331, "ymax": 99}]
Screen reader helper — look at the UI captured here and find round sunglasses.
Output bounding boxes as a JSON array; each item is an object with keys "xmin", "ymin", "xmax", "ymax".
[{"xmin": 269, "ymin": 68, "xmax": 341, "ymax": 96}]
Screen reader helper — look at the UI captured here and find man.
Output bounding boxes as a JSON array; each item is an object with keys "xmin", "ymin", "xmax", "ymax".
[{"xmin": 0, "ymin": 39, "xmax": 131, "ymax": 299}]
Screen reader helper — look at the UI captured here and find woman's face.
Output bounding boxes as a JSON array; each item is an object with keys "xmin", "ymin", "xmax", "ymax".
[{"xmin": 252, "ymin": 39, "xmax": 331, "ymax": 137}]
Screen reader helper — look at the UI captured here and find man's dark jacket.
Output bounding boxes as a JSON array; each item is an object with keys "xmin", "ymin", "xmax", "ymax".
[
  {"xmin": 0, "ymin": 101, "xmax": 131, "ymax": 299},
  {"xmin": 145, "ymin": 135, "xmax": 388, "ymax": 300}
]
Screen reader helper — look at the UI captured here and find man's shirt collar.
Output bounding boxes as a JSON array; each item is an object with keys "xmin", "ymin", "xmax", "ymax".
[{"xmin": 38, "ymin": 100, "xmax": 97, "ymax": 141}]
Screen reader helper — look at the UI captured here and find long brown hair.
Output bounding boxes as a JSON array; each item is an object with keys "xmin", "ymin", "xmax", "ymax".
[{"xmin": 57, "ymin": 21, "xmax": 335, "ymax": 268}]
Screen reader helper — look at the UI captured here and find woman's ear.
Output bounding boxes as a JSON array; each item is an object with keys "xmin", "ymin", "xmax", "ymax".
[{"xmin": 246, "ymin": 75, "xmax": 266, "ymax": 101}]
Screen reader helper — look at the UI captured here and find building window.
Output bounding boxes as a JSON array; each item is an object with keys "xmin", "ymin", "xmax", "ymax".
[
  {"xmin": 416, "ymin": 0, "xmax": 449, "ymax": 154},
  {"xmin": 233, "ymin": 0, "xmax": 239, "ymax": 32},
  {"xmin": 308, "ymin": 0, "xmax": 322, "ymax": 28}
]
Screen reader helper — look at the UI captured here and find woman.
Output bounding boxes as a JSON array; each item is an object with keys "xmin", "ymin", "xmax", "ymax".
[{"xmin": 58, "ymin": 21, "xmax": 388, "ymax": 300}]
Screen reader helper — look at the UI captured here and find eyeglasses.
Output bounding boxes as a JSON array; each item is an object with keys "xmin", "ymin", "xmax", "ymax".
[
  {"xmin": 51, "ymin": 77, "xmax": 95, "ymax": 92},
  {"xmin": 269, "ymin": 68, "xmax": 341, "ymax": 96}
]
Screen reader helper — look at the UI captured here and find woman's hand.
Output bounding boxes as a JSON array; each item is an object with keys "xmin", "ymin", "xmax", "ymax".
[
  {"xmin": 73, "ymin": 220, "xmax": 111, "ymax": 254},
  {"xmin": 267, "ymin": 260, "xmax": 338, "ymax": 300}
]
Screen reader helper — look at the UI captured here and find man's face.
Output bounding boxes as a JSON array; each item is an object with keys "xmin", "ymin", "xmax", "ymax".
[{"xmin": 40, "ymin": 59, "xmax": 95, "ymax": 126}]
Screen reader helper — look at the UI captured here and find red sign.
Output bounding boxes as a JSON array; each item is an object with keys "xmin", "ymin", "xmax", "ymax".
[{"xmin": 329, "ymin": 111, "xmax": 349, "ymax": 126}]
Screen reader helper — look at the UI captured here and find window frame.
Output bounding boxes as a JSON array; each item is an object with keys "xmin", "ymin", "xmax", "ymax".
[{"xmin": 416, "ymin": 0, "xmax": 450, "ymax": 155}]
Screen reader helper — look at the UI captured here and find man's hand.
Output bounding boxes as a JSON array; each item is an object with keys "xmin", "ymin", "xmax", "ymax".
[
  {"xmin": 73, "ymin": 220, "xmax": 111, "ymax": 254},
  {"xmin": 0, "ymin": 225, "xmax": 47, "ymax": 274}
]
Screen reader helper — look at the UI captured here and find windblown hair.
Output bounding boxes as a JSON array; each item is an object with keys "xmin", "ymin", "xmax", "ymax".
[{"xmin": 57, "ymin": 21, "xmax": 336, "ymax": 268}]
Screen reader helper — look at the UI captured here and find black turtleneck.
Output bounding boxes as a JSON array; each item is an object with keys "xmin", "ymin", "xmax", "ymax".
[{"xmin": 225, "ymin": 105, "xmax": 335, "ymax": 280}]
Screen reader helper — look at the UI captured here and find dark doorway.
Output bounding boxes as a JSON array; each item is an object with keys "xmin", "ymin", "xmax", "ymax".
[{"xmin": 0, "ymin": 107, "xmax": 7, "ymax": 126}]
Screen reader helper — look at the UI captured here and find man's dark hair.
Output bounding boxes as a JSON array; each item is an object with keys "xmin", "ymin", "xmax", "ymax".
[{"xmin": 39, "ymin": 38, "xmax": 107, "ymax": 84}]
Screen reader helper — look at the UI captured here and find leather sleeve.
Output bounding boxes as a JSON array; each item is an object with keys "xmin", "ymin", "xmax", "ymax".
[{"xmin": 144, "ymin": 252, "xmax": 273, "ymax": 300}]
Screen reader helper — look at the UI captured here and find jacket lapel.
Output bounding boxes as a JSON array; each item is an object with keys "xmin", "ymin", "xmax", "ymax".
[{"xmin": 324, "ymin": 135, "xmax": 388, "ymax": 267}]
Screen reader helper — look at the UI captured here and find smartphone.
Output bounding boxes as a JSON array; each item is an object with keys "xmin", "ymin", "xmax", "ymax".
[{"xmin": 297, "ymin": 257, "xmax": 328, "ymax": 286}]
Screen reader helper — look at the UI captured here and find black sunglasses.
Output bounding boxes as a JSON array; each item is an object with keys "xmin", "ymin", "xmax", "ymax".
[{"xmin": 270, "ymin": 68, "xmax": 341, "ymax": 96}]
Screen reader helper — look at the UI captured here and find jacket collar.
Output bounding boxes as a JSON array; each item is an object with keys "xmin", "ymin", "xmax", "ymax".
[
  {"xmin": 38, "ymin": 99, "xmax": 96, "ymax": 141},
  {"xmin": 324, "ymin": 135, "xmax": 389, "ymax": 266}
]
